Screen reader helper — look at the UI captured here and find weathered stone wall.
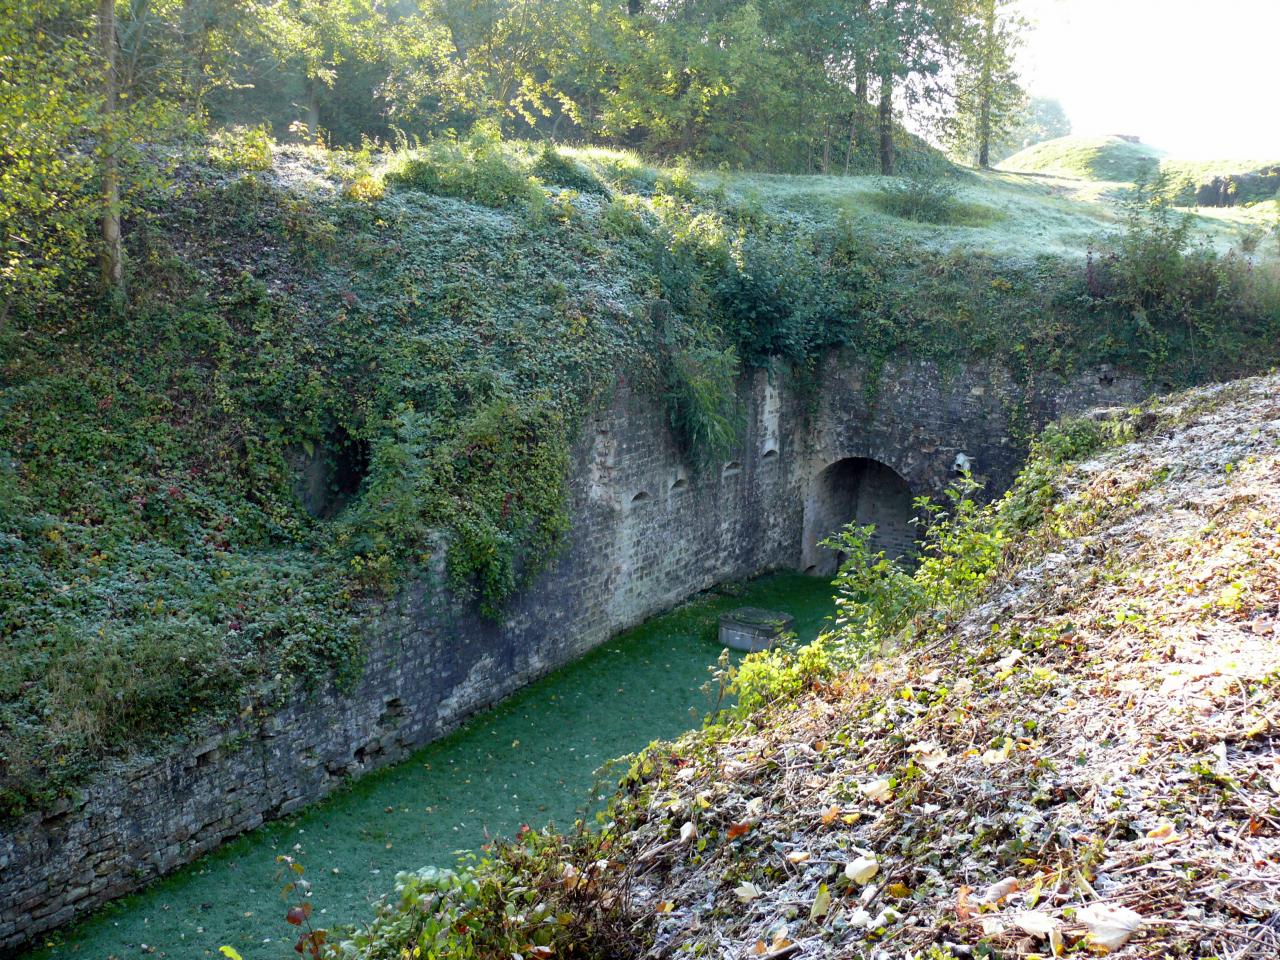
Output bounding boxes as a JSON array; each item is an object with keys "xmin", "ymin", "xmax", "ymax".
[{"xmin": 0, "ymin": 358, "xmax": 1144, "ymax": 954}]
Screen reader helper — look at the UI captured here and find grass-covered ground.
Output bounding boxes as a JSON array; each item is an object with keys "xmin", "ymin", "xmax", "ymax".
[
  {"xmin": 3, "ymin": 129, "xmax": 1279, "ymax": 819},
  {"xmin": 1001, "ymin": 135, "xmax": 1280, "ymax": 242},
  {"xmin": 1001, "ymin": 134, "xmax": 1165, "ymax": 182},
  {"xmin": 24, "ymin": 573, "xmax": 835, "ymax": 960},
  {"xmin": 331, "ymin": 374, "xmax": 1280, "ymax": 960}
]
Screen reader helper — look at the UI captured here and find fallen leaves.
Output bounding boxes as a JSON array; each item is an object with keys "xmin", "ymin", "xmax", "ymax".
[
  {"xmin": 1013, "ymin": 910, "xmax": 1064, "ymax": 955},
  {"xmin": 843, "ymin": 855, "xmax": 878, "ymax": 885},
  {"xmin": 1076, "ymin": 903, "xmax": 1145, "ymax": 952},
  {"xmin": 809, "ymin": 882, "xmax": 832, "ymax": 920},
  {"xmin": 858, "ymin": 778, "xmax": 893, "ymax": 803},
  {"xmin": 978, "ymin": 876, "xmax": 1020, "ymax": 905}
]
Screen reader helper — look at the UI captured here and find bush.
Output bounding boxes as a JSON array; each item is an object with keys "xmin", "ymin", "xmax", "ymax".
[
  {"xmin": 822, "ymin": 476, "xmax": 1006, "ymax": 652},
  {"xmin": 532, "ymin": 145, "xmax": 609, "ymax": 195},
  {"xmin": 387, "ymin": 126, "xmax": 542, "ymax": 209},
  {"xmin": 1087, "ymin": 170, "xmax": 1280, "ymax": 379},
  {"xmin": 327, "ymin": 830, "xmax": 630, "ymax": 960},
  {"xmin": 873, "ymin": 176, "xmax": 961, "ymax": 223},
  {"xmin": 661, "ymin": 337, "xmax": 742, "ymax": 467},
  {"xmin": 208, "ymin": 124, "xmax": 274, "ymax": 172}
]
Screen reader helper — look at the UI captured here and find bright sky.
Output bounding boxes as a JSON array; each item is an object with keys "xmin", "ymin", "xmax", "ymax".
[{"xmin": 1015, "ymin": 0, "xmax": 1280, "ymax": 158}]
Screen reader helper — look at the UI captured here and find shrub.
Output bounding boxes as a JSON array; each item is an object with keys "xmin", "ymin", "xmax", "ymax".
[
  {"xmin": 208, "ymin": 124, "xmax": 274, "ymax": 172},
  {"xmin": 387, "ymin": 126, "xmax": 542, "ymax": 208},
  {"xmin": 661, "ymin": 338, "xmax": 743, "ymax": 467},
  {"xmin": 326, "ymin": 830, "xmax": 630, "ymax": 960},
  {"xmin": 532, "ymin": 145, "xmax": 609, "ymax": 195},
  {"xmin": 1087, "ymin": 170, "xmax": 1280, "ymax": 379},
  {"xmin": 823, "ymin": 476, "xmax": 1006, "ymax": 652},
  {"xmin": 873, "ymin": 176, "xmax": 960, "ymax": 223}
]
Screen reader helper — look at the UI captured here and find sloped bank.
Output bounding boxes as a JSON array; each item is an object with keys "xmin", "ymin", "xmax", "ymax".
[
  {"xmin": 340, "ymin": 373, "xmax": 1280, "ymax": 960},
  {"xmin": 0, "ymin": 358, "xmax": 1140, "ymax": 953}
]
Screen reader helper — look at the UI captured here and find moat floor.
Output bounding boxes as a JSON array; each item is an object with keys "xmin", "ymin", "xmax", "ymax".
[{"xmin": 27, "ymin": 573, "xmax": 835, "ymax": 960}]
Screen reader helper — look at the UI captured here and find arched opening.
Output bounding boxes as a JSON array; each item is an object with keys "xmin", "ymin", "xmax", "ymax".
[
  {"xmin": 289, "ymin": 427, "xmax": 370, "ymax": 520},
  {"xmin": 800, "ymin": 457, "xmax": 917, "ymax": 576}
]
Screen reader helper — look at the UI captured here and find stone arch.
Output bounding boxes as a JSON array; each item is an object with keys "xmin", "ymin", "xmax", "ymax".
[{"xmin": 800, "ymin": 457, "xmax": 917, "ymax": 576}]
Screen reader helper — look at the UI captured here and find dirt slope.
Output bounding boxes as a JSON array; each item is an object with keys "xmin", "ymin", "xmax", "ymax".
[{"xmin": 612, "ymin": 375, "xmax": 1280, "ymax": 958}]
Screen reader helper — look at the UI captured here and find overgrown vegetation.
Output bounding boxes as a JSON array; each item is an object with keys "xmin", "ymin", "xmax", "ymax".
[
  {"xmin": 334, "ymin": 375, "xmax": 1280, "ymax": 959},
  {"xmin": 4, "ymin": 133, "xmax": 1280, "ymax": 818}
]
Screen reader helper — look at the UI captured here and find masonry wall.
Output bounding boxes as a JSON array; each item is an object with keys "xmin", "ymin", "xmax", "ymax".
[{"xmin": 0, "ymin": 358, "xmax": 1144, "ymax": 954}]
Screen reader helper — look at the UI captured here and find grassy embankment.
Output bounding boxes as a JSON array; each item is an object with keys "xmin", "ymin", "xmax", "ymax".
[{"xmin": 1001, "ymin": 134, "xmax": 1280, "ymax": 243}]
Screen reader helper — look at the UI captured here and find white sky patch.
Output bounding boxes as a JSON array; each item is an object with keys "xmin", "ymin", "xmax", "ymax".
[{"xmin": 1015, "ymin": 0, "xmax": 1280, "ymax": 158}]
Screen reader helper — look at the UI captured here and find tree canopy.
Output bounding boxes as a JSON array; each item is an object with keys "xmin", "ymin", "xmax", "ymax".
[{"xmin": 2, "ymin": 0, "xmax": 1029, "ymax": 303}]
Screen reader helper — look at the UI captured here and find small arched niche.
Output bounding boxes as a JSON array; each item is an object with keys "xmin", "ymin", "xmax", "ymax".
[
  {"xmin": 630, "ymin": 490, "xmax": 652, "ymax": 507},
  {"xmin": 669, "ymin": 476, "xmax": 689, "ymax": 494},
  {"xmin": 762, "ymin": 448, "xmax": 779, "ymax": 461},
  {"xmin": 800, "ymin": 457, "xmax": 917, "ymax": 576},
  {"xmin": 722, "ymin": 461, "xmax": 743, "ymax": 478}
]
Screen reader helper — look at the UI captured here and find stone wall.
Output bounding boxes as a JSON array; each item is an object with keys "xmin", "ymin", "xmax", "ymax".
[{"xmin": 0, "ymin": 358, "xmax": 1145, "ymax": 954}]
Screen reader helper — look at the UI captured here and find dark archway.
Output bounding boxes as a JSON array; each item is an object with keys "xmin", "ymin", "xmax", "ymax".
[{"xmin": 800, "ymin": 457, "xmax": 917, "ymax": 576}]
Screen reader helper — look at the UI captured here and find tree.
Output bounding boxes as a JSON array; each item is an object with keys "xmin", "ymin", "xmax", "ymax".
[
  {"xmin": 0, "ymin": 1, "xmax": 101, "ymax": 317},
  {"xmin": 865, "ymin": 0, "xmax": 957, "ymax": 175},
  {"xmin": 98, "ymin": 0, "xmax": 124, "ymax": 288},
  {"xmin": 947, "ymin": 0, "xmax": 1025, "ymax": 168},
  {"xmin": 992, "ymin": 95, "xmax": 1070, "ymax": 161}
]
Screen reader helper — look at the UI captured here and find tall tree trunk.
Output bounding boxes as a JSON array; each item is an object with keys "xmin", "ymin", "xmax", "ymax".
[
  {"xmin": 821, "ymin": 121, "xmax": 831, "ymax": 174},
  {"xmin": 877, "ymin": 70, "xmax": 894, "ymax": 176},
  {"xmin": 844, "ymin": 112, "xmax": 856, "ymax": 174},
  {"xmin": 852, "ymin": 0, "xmax": 869, "ymax": 162},
  {"xmin": 98, "ymin": 0, "xmax": 124, "ymax": 291},
  {"xmin": 304, "ymin": 77, "xmax": 321, "ymax": 141},
  {"xmin": 977, "ymin": 0, "xmax": 996, "ymax": 168}
]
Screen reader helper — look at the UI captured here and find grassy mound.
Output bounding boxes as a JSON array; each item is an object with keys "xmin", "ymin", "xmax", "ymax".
[
  {"xmin": 3, "ymin": 131, "xmax": 1278, "ymax": 820},
  {"xmin": 1002, "ymin": 134, "xmax": 1164, "ymax": 182},
  {"xmin": 333, "ymin": 374, "xmax": 1280, "ymax": 959}
]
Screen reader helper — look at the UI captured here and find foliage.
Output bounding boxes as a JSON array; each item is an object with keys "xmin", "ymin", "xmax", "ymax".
[
  {"xmin": 1085, "ymin": 170, "xmax": 1280, "ymax": 381},
  {"xmin": 731, "ymin": 635, "xmax": 837, "ymax": 714},
  {"xmin": 0, "ymin": 0, "xmax": 100, "ymax": 315},
  {"xmin": 872, "ymin": 175, "xmax": 962, "ymax": 223},
  {"xmin": 944, "ymin": 0, "xmax": 1027, "ymax": 167},
  {"xmin": 826, "ymin": 477, "xmax": 1004, "ymax": 645},
  {"xmin": 990, "ymin": 95, "xmax": 1072, "ymax": 163},
  {"xmin": 531, "ymin": 144, "xmax": 608, "ymax": 195},
  {"xmin": 326, "ymin": 828, "xmax": 630, "ymax": 960},
  {"xmin": 386, "ymin": 126, "xmax": 544, "ymax": 209},
  {"xmin": 209, "ymin": 124, "xmax": 274, "ymax": 171},
  {"xmin": 660, "ymin": 336, "xmax": 744, "ymax": 468}
]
